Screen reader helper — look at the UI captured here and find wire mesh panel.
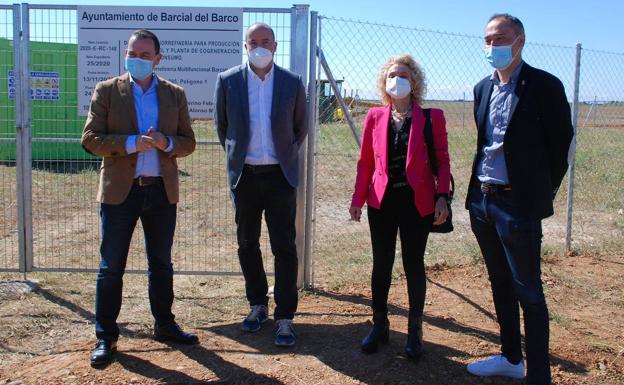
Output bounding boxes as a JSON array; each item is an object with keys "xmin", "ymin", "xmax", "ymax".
[
  {"xmin": 572, "ymin": 49, "xmax": 624, "ymax": 253},
  {"xmin": 23, "ymin": 6, "xmax": 294, "ymax": 274},
  {"xmin": 312, "ymin": 16, "xmax": 586, "ymax": 286},
  {"xmin": 26, "ymin": 6, "xmax": 101, "ymax": 271},
  {"xmin": 0, "ymin": 5, "xmax": 18, "ymax": 271}
]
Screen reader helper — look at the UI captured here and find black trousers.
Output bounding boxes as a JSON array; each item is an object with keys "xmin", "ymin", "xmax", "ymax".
[
  {"xmin": 367, "ymin": 186, "xmax": 433, "ymax": 319},
  {"xmin": 232, "ymin": 166, "xmax": 298, "ymax": 320},
  {"xmin": 96, "ymin": 183, "xmax": 176, "ymax": 341}
]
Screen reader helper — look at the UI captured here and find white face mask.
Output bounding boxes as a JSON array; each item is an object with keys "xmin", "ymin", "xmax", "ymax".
[
  {"xmin": 248, "ymin": 47, "xmax": 273, "ymax": 69},
  {"xmin": 385, "ymin": 76, "xmax": 412, "ymax": 99}
]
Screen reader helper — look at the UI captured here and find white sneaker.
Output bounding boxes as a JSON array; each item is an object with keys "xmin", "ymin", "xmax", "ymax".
[{"xmin": 467, "ymin": 355, "xmax": 525, "ymax": 379}]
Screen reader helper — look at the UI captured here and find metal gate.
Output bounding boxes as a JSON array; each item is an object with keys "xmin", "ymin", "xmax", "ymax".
[{"xmin": 2, "ymin": 4, "xmax": 314, "ymax": 288}]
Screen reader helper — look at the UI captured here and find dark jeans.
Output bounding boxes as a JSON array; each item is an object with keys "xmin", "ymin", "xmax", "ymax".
[
  {"xmin": 367, "ymin": 186, "xmax": 433, "ymax": 319},
  {"xmin": 95, "ymin": 182, "xmax": 177, "ymax": 341},
  {"xmin": 469, "ymin": 185, "xmax": 550, "ymax": 385},
  {"xmin": 232, "ymin": 166, "xmax": 298, "ymax": 320}
]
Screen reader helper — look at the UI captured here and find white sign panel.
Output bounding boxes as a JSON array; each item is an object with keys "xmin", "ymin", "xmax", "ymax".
[
  {"xmin": 78, "ymin": 6, "xmax": 243, "ymax": 118},
  {"xmin": 8, "ymin": 70, "xmax": 60, "ymax": 100}
]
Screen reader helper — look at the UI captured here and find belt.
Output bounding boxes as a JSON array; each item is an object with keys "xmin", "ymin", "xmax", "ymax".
[
  {"xmin": 133, "ymin": 176, "xmax": 163, "ymax": 187},
  {"xmin": 480, "ymin": 182, "xmax": 512, "ymax": 194},
  {"xmin": 243, "ymin": 164, "xmax": 281, "ymax": 174}
]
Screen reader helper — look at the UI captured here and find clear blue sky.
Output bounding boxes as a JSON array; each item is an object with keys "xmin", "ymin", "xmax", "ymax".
[
  {"xmin": 9, "ymin": 0, "xmax": 622, "ymax": 101},
  {"xmin": 20, "ymin": 0, "xmax": 622, "ymax": 52}
]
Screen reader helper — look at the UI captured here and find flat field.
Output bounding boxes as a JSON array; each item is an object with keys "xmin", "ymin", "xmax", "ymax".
[{"xmin": 0, "ymin": 101, "xmax": 622, "ymax": 384}]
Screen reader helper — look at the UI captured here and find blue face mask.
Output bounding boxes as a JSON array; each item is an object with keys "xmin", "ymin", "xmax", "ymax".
[
  {"xmin": 484, "ymin": 36, "xmax": 520, "ymax": 70},
  {"xmin": 125, "ymin": 57, "xmax": 153, "ymax": 80}
]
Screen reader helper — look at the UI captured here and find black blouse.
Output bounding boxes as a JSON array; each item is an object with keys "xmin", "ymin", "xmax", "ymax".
[{"xmin": 387, "ymin": 116, "xmax": 411, "ymax": 189}]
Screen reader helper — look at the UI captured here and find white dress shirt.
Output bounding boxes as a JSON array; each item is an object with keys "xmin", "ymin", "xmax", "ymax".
[{"xmin": 245, "ymin": 63, "xmax": 279, "ymax": 165}]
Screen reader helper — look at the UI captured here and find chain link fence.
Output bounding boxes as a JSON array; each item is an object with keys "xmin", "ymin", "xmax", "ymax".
[
  {"xmin": 311, "ymin": 16, "xmax": 624, "ymax": 287},
  {"xmin": 573, "ymin": 48, "xmax": 624, "ymax": 252}
]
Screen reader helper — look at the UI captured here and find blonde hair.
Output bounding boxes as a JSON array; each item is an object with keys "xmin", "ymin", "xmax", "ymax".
[{"xmin": 377, "ymin": 54, "xmax": 426, "ymax": 106}]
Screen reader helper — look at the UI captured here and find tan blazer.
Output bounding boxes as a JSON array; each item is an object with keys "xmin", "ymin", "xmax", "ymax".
[{"xmin": 81, "ymin": 73, "xmax": 196, "ymax": 204}]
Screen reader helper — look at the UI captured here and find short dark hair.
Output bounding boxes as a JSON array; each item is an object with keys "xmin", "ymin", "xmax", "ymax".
[
  {"xmin": 130, "ymin": 29, "xmax": 160, "ymax": 54},
  {"xmin": 246, "ymin": 22, "xmax": 275, "ymax": 41},
  {"xmin": 488, "ymin": 13, "xmax": 525, "ymax": 36}
]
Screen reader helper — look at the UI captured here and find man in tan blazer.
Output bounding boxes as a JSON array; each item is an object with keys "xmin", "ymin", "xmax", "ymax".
[{"xmin": 81, "ymin": 29, "xmax": 197, "ymax": 368}]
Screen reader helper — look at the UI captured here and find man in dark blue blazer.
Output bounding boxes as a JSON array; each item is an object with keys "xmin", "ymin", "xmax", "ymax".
[
  {"xmin": 214, "ymin": 22, "xmax": 308, "ymax": 347},
  {"xmin": 465, "ymin": 14, "xmax": 573, "ymax": 385}
]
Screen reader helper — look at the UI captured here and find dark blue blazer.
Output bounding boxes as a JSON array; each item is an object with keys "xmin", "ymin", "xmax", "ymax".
[
  {"xmin": 465, "ymin": 62, "xmax": 574, "ymax": 220},
  {"xmin": 214, "ymin": 64, "xmax": 308, "ymax": 189}
]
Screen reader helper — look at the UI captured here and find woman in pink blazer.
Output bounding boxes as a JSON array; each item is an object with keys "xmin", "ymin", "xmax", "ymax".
[{"xmin": 349, "ymin": 54, "xmax": 451, "ymax": 358}]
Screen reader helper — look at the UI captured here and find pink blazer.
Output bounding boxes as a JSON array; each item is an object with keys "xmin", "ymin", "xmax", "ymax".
[{"xmin": 351, "ymin": 103, "xmax": 451, "ymax": 216}]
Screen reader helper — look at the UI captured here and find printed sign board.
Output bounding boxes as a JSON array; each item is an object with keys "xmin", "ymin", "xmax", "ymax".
[
  {"xmin": 78, "ymin": 6, "xmax": 243, "ymax": 118},
  {"xmin": 8, "ymin": 70, "xmax": 60, "ymax": 100}
]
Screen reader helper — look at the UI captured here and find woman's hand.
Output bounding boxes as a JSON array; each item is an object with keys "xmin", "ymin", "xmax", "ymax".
[
  {"xmin": 349, "ymin": 206, "xmax": 362, "ymax": 222},
  {"xmin": 433, "ymin": 197, "xmax": 449, "ymax": 225}
]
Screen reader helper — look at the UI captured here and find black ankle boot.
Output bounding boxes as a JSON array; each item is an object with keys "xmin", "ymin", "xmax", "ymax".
[
  {"xmin": 405, "ymin": 316, "xmax": 423, "ymax": 359},
  {"xmin": 361, "ymin": 312, "xmax": 389, "ymax": 354}
]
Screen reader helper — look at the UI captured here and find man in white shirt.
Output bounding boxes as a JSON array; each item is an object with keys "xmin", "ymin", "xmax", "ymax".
[{"xmin": 214, "ymin": 23, "xmax": 308, "ymax": 347}]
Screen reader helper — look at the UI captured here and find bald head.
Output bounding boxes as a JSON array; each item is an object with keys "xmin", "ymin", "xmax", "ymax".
[
  {"xmin": 244, "ymin": 22, "xmax": 278, "ymax": 64},
  {"xmin": 246, "ymin": 23, "xmax": 275, "ymax": 41}
]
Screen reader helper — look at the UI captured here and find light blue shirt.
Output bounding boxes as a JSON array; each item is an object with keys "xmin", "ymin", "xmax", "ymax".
[
  {"xmin": 478, "ymin": 62, "xmax": 524, "ymax": 185},
  {"xmin": 124, "ymin": 75, "xmax": 173, "ymax": 177}
]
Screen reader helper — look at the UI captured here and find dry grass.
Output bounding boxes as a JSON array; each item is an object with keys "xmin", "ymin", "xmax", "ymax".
[{"xmin": 0, "ymin": 101, "xmax": 623, "ymax": 290}]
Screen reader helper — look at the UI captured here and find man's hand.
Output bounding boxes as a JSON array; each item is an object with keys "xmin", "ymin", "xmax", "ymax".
[
  {"xmin": 146, "ymin": 127, "xmax": 169, "ymax": 151},
  {"xmin": 136, "ymin": 134, "xmax": 155, "ymax": 152}
]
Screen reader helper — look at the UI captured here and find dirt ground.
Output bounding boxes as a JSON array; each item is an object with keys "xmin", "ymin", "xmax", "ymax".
[{"xmin": 0, "ymin": 253, "xmax": 622, "ymax": 385}]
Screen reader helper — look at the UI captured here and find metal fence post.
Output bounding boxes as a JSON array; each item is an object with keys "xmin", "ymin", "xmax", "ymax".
[
  {"xmin": 12, "ymin": 3, "xmax": 26, "ymax": 273},
  {"xmin": 565, "ymin": 43, "xmax": 582, "ymax": 253},
  {"xmin": 303, "ymin": 11, "xmax": 318, "ymax": 289},
  {"xmin": 290, "ymin": 4, "xmax": 309, "ymax": 289},
  {"xmin": 19, "ymin": 2, "xmax": 33, "ymax": 272},
  {"xmin": 13, "ymin": 2, "xmax": 33, "ymax": 273}
]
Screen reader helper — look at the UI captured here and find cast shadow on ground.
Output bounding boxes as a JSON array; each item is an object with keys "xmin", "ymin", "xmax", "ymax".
[
  {"xmin": 33, "ymin": 285, "xmax": 153, "ymax": 340},
  {"xmin": 312, "ymin": 287, "xmax": 500, "ymax": 344},
  {"xmin": 312, "ymin": 287, "xmax": 588, "ymax": 376},
  {"xmin": 426, "ymin": 277, "xmax": 497, "ymax": 321},
  {"xmin": 33, "ymin": 285, "xmax": 284, "ymax": 383},
  {"xmin": 205, "ymin": 320, "xmax": 488, "ymax": 385},
  {"xmin": 115, "ymin": 352, "xmax": 208, "ymax": 384},
  {"xmin": 147, "ymin": 340, "xmax": 284, "ymax": 385},
  {"xmin": 28, "ymin": 283, "xmax": 588, "ymax": 382},
  {"xmin": 118, "ymin": 349, "xmax": 279, "ymax": 385},
  {"xmin": 0, "ymin": 341, "xmax": 40, "ymax": 357}
]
